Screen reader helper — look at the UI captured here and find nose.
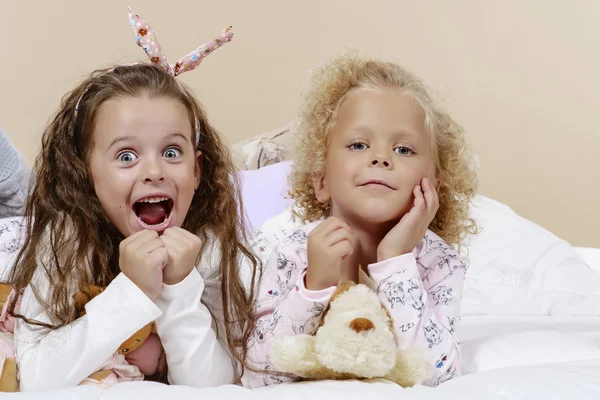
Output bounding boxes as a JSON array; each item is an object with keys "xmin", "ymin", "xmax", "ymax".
[
  {"xmin": 370, "ymin": 153, "xmax": 391, "ymax": 169},
  {"xmin": 371, "ymin": 158, "xmax": 390, "ymax": 168},
  {"xmin": 349, "ymin": 317, "xmax": 375, "ymax": 333},
  {"xmin": 368, "ymin": 144, "xmax": 392, "ymax": 168},
  {"xmin": 142, "ymin": 157, "xmax": 165, "ymax": 183}
]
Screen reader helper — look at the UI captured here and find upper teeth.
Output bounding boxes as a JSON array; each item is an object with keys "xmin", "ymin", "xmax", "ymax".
[{"xmin": 137, "ymin": 196, "xmax": 169, "ymax": 203}]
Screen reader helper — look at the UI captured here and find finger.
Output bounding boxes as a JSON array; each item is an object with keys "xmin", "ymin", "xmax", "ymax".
[
  {"xmin": 324, "ymin": 227, "xmax": 353, "ymax": 247},
  {"xmin": 129, "ymin": 230, "xmax": 159, "ymax": 247},
  {"xmin": 159, "ymin": 234, "xmax": 181, "ymax": 254},
  {"xmin": 321, "ymin": 218, "xmax": 351, "ymax": 236},
  {"xmin": 149, "ymin": 246, "xmax": 169, "ymax": 268},
  {"xmin": 138, "ymin": 238, "xmax": 166, "ymax": 254},
  {"xmin": 120, "ymin": 229, "xmax": 157, "ymax": 250},
  {"xmin": 421, "ymin": 178, "xmax": 435, "ymax": 208},
  {"xmin": 423, "ymin": 178, "xmax": 440, "ymax": 214},
  {"xmin": 413, "ymin": 185, "xmax": 425, "ymax": 211},
  {"xmin": 310, "ymin": 217, "xmax": 342, "ymax": 239},
  {"xmin": 163, "ymin": 227, "xmax": 203, "ymax": 247},
  {"xmin": 330, "ymin": 240, "xmax": 353, "ymax": 259},
  {"xmin": 161, "ymin": 230, "xmax": 200, "ymax": 254}
]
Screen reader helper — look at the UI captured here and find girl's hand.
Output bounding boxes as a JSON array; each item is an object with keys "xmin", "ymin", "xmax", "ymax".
[
  {"xmin": 377, "ymin": 177, "xmax": 439, "ymax": 262},
  {"xmin": 306, "ymin": 217, "xmax": 356, "ymax": 290},
  {"xmin": 119, "ymin": 230, "xmax": 168, "ymax": 301},
  {"xmin": 159, "ymin": 227, "xmax": 203, "ymax": 285}
]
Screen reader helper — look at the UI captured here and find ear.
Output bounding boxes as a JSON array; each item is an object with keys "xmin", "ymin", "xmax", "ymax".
[
  {"xmin": 194, "ymin": 151, "xmax": 203, "ymax": 190},
  {"xmin": 312, "ymin": 173, "xmax": 331, "ymax": 204}
]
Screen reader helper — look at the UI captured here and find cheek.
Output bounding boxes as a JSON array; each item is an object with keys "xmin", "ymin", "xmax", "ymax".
[
  {"xmin": 330, "ymin": 155, "xmax": 358, "ymax": 178},
  {"xmin": 405, "ymin": 160, "xmax": 435, "ymax": 184},
  {"xmin": 91, "ymin": 166, "xmax": 131, "ymax": 205}
]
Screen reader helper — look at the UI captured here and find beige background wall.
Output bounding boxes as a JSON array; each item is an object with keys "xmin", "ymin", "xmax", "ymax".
[{"xmin": 0, "ymin": 1, "xmax": 598, "ymax": 247}]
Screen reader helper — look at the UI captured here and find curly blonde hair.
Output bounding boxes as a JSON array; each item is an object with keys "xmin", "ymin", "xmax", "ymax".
[{"xmin": 290, "ymin": 54, "xmax": 478, "ymax": 246}]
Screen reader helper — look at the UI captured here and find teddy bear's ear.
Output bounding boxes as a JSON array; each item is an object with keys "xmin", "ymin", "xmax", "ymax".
[
  {"xmin": 330, "ymin": 281, "xmax": 356, "ymax": 303},
  {"xmin": 315, "ymin": 282, "xmax": 357, "ymax": 330}
]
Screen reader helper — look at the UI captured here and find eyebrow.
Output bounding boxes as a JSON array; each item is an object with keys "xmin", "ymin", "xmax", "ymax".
[
  {"xmin": 165, "ymin": 133, "xmax": 190, "ymax": 143},
  {"xmin": 349, "ymin": 126, "xmax": 419, "ymax": 139},
  {"xmin": 107, "ymin": 133, "xmax": 190, "ymax": 152},
  {"xmin": 107, "ymin": 136, "xmax": 136, "ymax": 151}
]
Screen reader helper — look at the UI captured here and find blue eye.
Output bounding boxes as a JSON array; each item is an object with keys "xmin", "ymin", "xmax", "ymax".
[
  {"xmin": 394, "ymin": 147, "xmax": 414, "ymax": 156},
  {"xmin": 118, "ymin": 151, "xmax": 137, "ymax": 163},
  {"xmin": 163, "ymin": 147, "xmax": 182, "ymax": 159},
  {"xmin": 349, "ymin": 142, "xmax": 368, "ymax": 151}
]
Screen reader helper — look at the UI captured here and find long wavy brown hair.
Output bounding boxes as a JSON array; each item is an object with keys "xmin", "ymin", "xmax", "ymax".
[
  {"xmin": 290, "ymin": 54, "xmax": 479, "ymax": 247},
  {"xmin": 6, "ymin": 64, "xmax": 258, "ymax": 382}
]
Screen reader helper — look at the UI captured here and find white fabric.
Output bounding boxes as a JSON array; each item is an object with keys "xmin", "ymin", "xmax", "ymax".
[
  {"xmin": 576, "ymin": 247, "xmax": 600, "ymax": 273},
  {"xmin": 12, "ymin": 233, "xmax": 234, "ymax": 391},
  {"xmin": 6, "ymin": 315, "xmax": 600, "ymax": 399},
  {"xmin": 462, "ymin": 196, "xmax": 600, "ymax": 316},
  {"xmin": 15, "ymin": 272, "xmax": 161, "ymax": 391}
]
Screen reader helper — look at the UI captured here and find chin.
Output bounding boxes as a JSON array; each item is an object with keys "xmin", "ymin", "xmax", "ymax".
[
  {"xmin": 338, "ymin": 208, "xmax": 402, "ymax": 227},
  {"xmin": 351, "ymin": 201, "xmax": 409, "ymax": 223},
  {"xmin": 364, "ymin": 212, "xmax": 404, "ymax": 225}
]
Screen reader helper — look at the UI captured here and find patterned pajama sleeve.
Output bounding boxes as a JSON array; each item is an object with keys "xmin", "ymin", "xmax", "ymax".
[
  {"xmin": 369, "ymin": 230, "xmax": 466, "ymax": 386},
  {"xmin": 241, "ymin": 225, "xmax": 336, "ymax": 388}
]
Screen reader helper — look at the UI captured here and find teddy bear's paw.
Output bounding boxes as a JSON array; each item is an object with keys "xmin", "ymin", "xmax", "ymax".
[
  {"xmin": 271, "ymin": 334, "xmax": 322, "ymax": 376},
  {"xmin": 384, "ymin": 348, "xmax": 432, "ymax": 387}
]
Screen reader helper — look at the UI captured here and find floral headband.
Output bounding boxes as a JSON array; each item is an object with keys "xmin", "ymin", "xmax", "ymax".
[
  {"xmin": 75, "ymin": 7, "xmax": 234, "ymax": 142},
  {"xmin": 127, "ymin": 7, "xmax": 233, "ymax": 76}
]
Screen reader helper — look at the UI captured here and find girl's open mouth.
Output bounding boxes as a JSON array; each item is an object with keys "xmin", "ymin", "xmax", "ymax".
[{"xmin": 133, "ymin": 196, "xmax": 174, "ymax": 229}]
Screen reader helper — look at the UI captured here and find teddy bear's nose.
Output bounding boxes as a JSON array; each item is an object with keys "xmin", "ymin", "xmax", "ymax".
[{"xmin": 349, "ymin": 318, "xmax": 375, "ymax": 333}]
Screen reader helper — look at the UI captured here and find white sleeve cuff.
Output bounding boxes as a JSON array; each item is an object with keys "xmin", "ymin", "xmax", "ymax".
[
  {"xmin": 158, "ymin": 267, "xmax": 205, "ymax": 301},
  {"xmin": 296, "ymin": 271, "xmax": 336, "ymax": 302},
  {"xmin": 86, "ymin": 273, "xmax": 162, "ymax": 321}
]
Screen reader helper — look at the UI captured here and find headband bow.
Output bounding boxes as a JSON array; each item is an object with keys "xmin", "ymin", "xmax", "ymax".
[
  {"xmin": 127, "ymin": 7, "xmax": 233, "ymax": 76},
  {"xmin": 76, "ymin": 9, "xmax": 233, "ymax": 142}
]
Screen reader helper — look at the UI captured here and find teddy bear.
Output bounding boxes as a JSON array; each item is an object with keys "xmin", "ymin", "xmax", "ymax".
[
  {"xmin": 271, "ymin": 281, "xmax": 431, "ymax": 387},
  {"xmin": 73, "ymin": 285, "xmax": 163, "ymax": 387}
]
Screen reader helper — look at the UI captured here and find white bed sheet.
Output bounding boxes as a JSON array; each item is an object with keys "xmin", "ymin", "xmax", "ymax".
[{"xmin": 5, "ymin": 314, "xmax": 599, "ymax": 400}]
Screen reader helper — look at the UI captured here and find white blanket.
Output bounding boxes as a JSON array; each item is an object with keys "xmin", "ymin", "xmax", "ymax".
[{"xmin": 6, "ymin": 314, "xmax": 600, "ymax": 400}]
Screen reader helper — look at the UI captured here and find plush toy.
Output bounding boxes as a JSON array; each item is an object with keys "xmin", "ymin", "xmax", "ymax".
[
  {"xmin": 271, "ymin": 281, "xmax": 431, "ymax": 387},
  {"xmin": 0, "ymin": 283, "xmax": 19, "ymax": 392},
  {"xmin": 73, "ymin": 285, "xmax": 160, "ymax": 387}
]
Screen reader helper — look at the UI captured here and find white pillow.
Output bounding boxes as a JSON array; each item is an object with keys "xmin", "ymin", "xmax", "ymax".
[
  {"xmin": 576, "ymin": 248, "xmax": 600, "ymax": 273},
  {"xmin": 252, "ymin": 196, "xmax": 600, "ymax": 317},
  {"xmin": 462, "ymin": 196, "xmax": 600, "ymax": 316}
]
